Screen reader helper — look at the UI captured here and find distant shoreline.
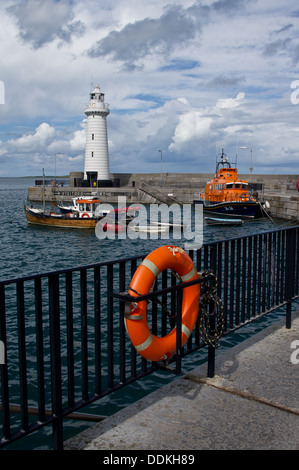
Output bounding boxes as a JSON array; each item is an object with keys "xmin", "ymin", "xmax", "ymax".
[{"xmin": 0, "ymin": 175, "xmax": 69, "ymax": 179}]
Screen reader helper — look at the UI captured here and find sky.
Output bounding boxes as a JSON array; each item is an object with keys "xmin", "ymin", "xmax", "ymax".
[{"xmin": 0, "ymin": 0, "xmax": 299, "ymax": 177}]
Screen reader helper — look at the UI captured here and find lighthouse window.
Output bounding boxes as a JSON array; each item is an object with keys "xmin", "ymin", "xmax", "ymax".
[
  {"xmin": 91, "ymin": 151, "xmax": 94, "ymax": 158},
  {"xmin": 92, "ymin": 134, "xmax": 94, "ymax": 140}
]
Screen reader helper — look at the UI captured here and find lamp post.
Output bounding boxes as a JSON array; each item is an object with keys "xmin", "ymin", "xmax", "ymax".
[
  {"xmin": 240, "ymin": 147, "xmax": 253, "ymax": 182},
  {"xmin": 55, "ymin": 153, "xmax": 61, "ymax": 185},
  {"xmin": 158, "ymin": 149, "xmax": 162, "ymax": 188}
]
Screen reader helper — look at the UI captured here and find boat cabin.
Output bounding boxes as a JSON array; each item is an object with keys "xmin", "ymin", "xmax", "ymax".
[
  {"xmin": 204, "ymin": 152, "xmax": 256, "ymax": 204},
  {"xmin": 72, "ymin": 197, "xmax": 102, "ymax": 218}
]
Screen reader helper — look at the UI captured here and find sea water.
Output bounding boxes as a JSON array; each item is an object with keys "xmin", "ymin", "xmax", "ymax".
[
  {"xmin": 0, "ymin": 177, "xmax": 295, "ymax": 449},
  {"xmin": 0, "ymin": 177, "xmax": 281, "ymax": 281}
]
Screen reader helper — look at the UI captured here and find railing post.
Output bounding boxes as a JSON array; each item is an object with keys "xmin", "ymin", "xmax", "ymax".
[
  {"xmin": 207, "ymin": 245, "xmax": 216, "ymax": 378},
  {"xmin": 175, "ymin": 286, "xmax": 183, "ymax": 374},
  {"xmin": 16, "ymin": 281, "xmax": 29, "ymax": 432},
  {"xmin": 285, "ymin": 228, "xmax": 295, "ymax": 329},
  {"xmin": 207, "ymin": 345, "xmax": 215, "ymax": 378},
  {"xmin": 48, "ymin": 274, "xmax": 63, "ymax": 450},
  {"xmin": 0, "ymin": 285, "xmax": 10, "ymax": 442}
]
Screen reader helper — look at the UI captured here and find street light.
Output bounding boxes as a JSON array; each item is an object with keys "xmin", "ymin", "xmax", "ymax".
[
  {"xmin": 55, "ymin": 153, "xmax": 62, "ymax": 184},
  {"xmin": 240, "ymin": 147, "xmax": 253, "ymax": 182},
  {"xmin": 158, "ymin": 149, "xmax": 162, "ymax": 188}
]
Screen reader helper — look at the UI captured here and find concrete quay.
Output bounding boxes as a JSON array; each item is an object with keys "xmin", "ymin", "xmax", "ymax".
[
  {"xmin": 65, "ymin": 312, "xmax": 299, "ymax": 451},
  {"xmin": 262, "ymin": 190, "xmax": 299, "ymax": 220},
  {"xmin": 27, "ymin": 172, "xmax": 299, "ymax": 220}
]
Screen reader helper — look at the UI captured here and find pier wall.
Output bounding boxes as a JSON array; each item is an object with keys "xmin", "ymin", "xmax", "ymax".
[
  {"xmin": 112, "ymin": 172, "xmax": 298, "ymax": 192},
  {"xmin": 27, "ymin": 172, "xmax": 299, "ymax": 220},
  {"xmin": 263, "ymin": 194, "xmax": 299, "ymax": 220}
]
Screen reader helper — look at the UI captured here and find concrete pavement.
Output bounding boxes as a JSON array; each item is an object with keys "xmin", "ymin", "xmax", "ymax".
[{"xmin": 65, "ymin": 312, "xmax": 299, "ymax": 451}]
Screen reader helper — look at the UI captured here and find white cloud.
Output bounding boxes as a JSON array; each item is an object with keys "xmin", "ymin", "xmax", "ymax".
[
  {"xmin": 69, "ymin": 128, "xmax": 86, "ymax": 151},
  {"xmin": 169, "ymin": 112, "xmax": 212, "ymax": 152},
  {"xmin": 8, "ymin": 122, "xmax": 56, "ymax": 151},
  {"xmin": 216, "ymin": 92, "xmax": 246, "ymax": 109},
  {"xmin": 0, "ymin": 0, "xmax": 298, "ymax": 176}
]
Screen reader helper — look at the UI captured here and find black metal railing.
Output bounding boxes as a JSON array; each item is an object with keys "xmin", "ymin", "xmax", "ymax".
[{"xmin": 0, "ymin": 226, "xmax": 298, "ymax": 450}]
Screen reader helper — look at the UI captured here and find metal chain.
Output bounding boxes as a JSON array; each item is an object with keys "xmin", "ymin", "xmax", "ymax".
[
  {"xmin": 128, "ymin": 270, "xmax": 225, "ymax": 338},
  {"xmin": 198, "ymin": 270, "xmax": 225, "ymax": 348}
]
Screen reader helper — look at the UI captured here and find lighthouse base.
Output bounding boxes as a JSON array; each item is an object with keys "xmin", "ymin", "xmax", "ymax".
[
  {"xmin": 97, "ymin": 179, "xmax": 113, "ymax": 187},
  {"xmin": 81, "ymin": 171, "xmax": 113, "ymax": 188}
]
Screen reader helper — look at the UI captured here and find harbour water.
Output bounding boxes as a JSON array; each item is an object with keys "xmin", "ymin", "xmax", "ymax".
[
  {"xmin": 0, "ymin": 177, "xmax": 295, "ymax": 450},
  {"xmin": 0, "ymin": 177, "xmax": 283, "ymax": 282}
]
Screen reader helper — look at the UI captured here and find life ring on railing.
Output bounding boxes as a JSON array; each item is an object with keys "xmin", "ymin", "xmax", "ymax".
[
  {"xmin": 124, "ymin": 245, "xmax": 201, "ymax": 362},
  {"xmin": 81, "ymin": 213, "xmax": 90, "ymax": 218}
]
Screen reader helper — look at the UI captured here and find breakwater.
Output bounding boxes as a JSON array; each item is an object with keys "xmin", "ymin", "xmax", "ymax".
[{"xmin": 27, "ymin": 172, "xmax": 299, "ymax": 220}]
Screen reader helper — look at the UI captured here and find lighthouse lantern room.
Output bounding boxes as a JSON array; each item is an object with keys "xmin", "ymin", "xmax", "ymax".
[{"xmin": 84, "ymin": 85, "xmax": 112, "ymax": 187}]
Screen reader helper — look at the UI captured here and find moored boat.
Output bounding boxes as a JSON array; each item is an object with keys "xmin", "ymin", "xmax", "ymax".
[
  {"xmin": 128, "ymin": 225, "xmax": 168, "ymax": 234},
  {"xmin": 25, "ymin": 197, "xmax": 138, "ymax": 229},
  {"xmin": 194, "ymin": 148, "xmax": 261, "ymax": 218},
  {"xmin": 204, "ymin": 216, "xmax": 244, "ymax": 226},
  {"xmin": 25, "ymin": 200, "xmax": 103, "ymax": 228}
]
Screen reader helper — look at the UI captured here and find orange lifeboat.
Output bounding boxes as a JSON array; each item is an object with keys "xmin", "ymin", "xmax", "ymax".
[{"xmin": 195, "ymin": 148, "xmax": 260, "ymax": 218}]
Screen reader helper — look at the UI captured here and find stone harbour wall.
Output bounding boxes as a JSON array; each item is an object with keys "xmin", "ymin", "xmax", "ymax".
[{"xmin": 27, "ymin": 172, "xmax": 299, "ymax": 220}]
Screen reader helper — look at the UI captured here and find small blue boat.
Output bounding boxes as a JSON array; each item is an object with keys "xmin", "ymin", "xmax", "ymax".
[{"xmin": 204, "ymin": 217, "xmax": 244, "ymax": 226}]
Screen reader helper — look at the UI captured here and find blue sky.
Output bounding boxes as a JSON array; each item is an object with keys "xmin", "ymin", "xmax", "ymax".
[{"xmin": 0, "ymin": 0, "xmax": 299, "ymax": 177}]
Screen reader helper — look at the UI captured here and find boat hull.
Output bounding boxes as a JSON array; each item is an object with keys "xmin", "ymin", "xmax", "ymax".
[
  {"xmin": 25, "ymin": 206, "xmax": 99, "ymax": 228},
  {"xmin": 194, "ymin": 200, "xmax": 259, "ymax": 218},
  {"xmin": 204, "ymin": 217, "xmax": 243, "ymax": 226}
]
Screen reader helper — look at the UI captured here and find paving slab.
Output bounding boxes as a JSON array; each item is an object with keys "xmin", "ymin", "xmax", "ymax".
[{"xmin": 65, "ymin": 312, "xmax": 299, "ymax": 451}]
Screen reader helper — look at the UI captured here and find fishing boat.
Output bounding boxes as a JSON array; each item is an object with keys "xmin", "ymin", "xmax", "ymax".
[
  {"xmin": 25, "ymin": 197, "xmax": 137, "ymax": 229},
  {"xmin": 194, "ymin": 148, "xmax": 261, "ymax": 218}
]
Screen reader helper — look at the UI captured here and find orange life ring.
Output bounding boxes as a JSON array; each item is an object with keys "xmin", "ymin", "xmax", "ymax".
[
  {"xmin": 124, "ymin": 245, "xmax": 201, "ymax": 361},
  {"xmin": 81, "ymin": 213, "xmax": 90, "ymax": 218}
]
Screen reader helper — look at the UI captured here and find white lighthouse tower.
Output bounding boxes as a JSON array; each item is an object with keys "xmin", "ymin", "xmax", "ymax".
[{"xmin": 84, "ymin": 85, "xmax": 112, "ymax": 187}]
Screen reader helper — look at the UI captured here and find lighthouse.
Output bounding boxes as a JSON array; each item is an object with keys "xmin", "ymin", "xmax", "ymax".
[{"xmin": 84, "ymin": 85, "xmax": 112, "ymax": 187}]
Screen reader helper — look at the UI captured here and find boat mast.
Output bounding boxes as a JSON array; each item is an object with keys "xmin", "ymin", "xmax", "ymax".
[{"xmin": 42, "ymin": 168, "xmax": 45, "ymax": 213}]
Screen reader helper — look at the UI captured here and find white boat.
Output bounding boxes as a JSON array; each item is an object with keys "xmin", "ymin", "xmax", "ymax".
[{"xmin": 58, "ymin": 197, "xmax": 108, "ymax": 215}]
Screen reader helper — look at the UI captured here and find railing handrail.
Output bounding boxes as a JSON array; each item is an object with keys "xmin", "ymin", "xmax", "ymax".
[
  {"xmin": 0, "ymin": 225, "xmax": 298, "ymax": 449},
  {"xmin": 1, "ymin": 224, "xmax": 298, "ymax": 286}
]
